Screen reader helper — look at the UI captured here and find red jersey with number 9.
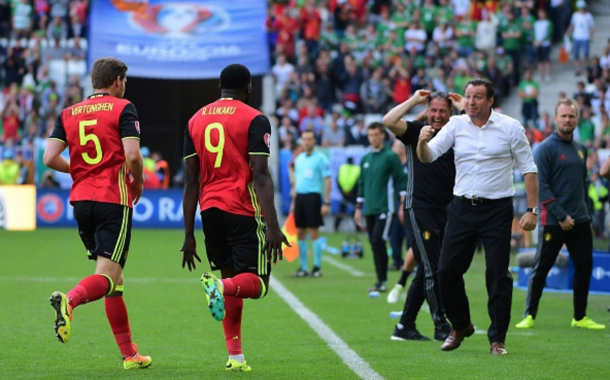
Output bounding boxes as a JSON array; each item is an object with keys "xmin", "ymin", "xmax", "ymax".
[
  {"xmin": 184, "ymin": 98, "xmax": 271, "ymax": 217},
  {"xmin": 50, "ymin": 93, "xmax": 141, "ymax": 207}
]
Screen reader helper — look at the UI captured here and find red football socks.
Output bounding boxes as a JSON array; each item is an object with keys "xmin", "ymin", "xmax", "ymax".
[
  {"xmin": 66, "ymin": 274, "xmax": 111, "ymax": 308},
  {"xmin": 221, "ymin": 273, "xmax": 262, "ymax": 298},
  {"xmin": 223, "ymin": 296, "xmax": 243, "ymax": 355},
  {"xmin": 105, "ymin": 295, "xmax": 136, "ymax": 358}
]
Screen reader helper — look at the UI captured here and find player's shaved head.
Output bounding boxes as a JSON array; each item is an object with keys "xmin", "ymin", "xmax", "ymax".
[{"xmin": 220, "ymin": 64, "xmax": 251, "ymax": 91}]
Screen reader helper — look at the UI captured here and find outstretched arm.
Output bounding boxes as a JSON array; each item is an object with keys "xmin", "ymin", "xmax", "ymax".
[{"xmin": 382, "ymin": 89, "xmax": 430, "ymax": 137}]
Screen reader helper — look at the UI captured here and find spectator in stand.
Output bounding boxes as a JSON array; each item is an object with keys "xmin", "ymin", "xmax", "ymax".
[
  {"xmin": 566, "ymin": 0, "xmax": 595, "ymax": 77},
  {"xmin": 151, "ymin": 151, "xmax": 170, "ymax": 190},
  {"xmin": 534, "ymin": 8, "xmax": 553, "ymax": 82},
  {"xmin": 67, "ymin": 36, "xmax": 87, "ymax": 61},
  {"xmin": 271, "ymin": 53, "xmax": 294, "ymax": 99},
  {"xmin": 475, "ymin": 12, "xmax": 497, "ymax": 59},
  {"xmin": 278, "ymin": 116, "xmax": 299, "ymax": 148},
  {"xmin": 2, "ymin": 100, "xmax": 20, "ymax": 143},
  {"xmin": 299, "ymin": 103, "xmax": 325, "ymax": 142},
  {"xmin": 577, "ymin": 107, "xmax": 596, "ymax": 147},
  {"xmin": 299, "ymin": 0, "xmax": 322, "ymax": 63},
  {"xmin": 339, "ymin": 55, "xmax": 364, "ymax": 111},
  {"xmin": 586, "ymin": 56, "xmax": 603, "ymax": 84},
  {"xmin": 433, "ymin": 22, "xmax": 454, "ymax": 56},
  {"xmin": 12, "ymin": 0, "xmax": 34, "ymax": 39},
  {"xmin": 49, "ymin": 0, "xmax": 69, "ymax": 19},
  {"xmin": 388, "ymin": 58, "xmax": 411, "ymax": 107},
  {"xmin": 454, "ymin": 13, "xmax": 476, "ymax": 58},
  {"xmin": 519, "ymin": 6, "xmax": 536, "ymax": 70},
  {"xmin": 321, "ymin": 118, "xmax": 345, "ymax": 147},
  {"xmin": 495, "ymin": 48, "xmax": 514, "ymax": 98},
  {"xmin": 518, "ymin": 68, "xmax": 540, "ymax": 127},
  {"xmin": 404, "ymin": 21, "xmax": 426, "ymax": 56},
  {"xmin": 361, "ymin": 66, "xmax": 388, "ymax": 114},
  {"xmin": 47, "ymin": 15, "xmax": 67, "ymax": 40},
  {"xmin": 500, "ymin": 10, "xmax": 523, "ymax": 85}
]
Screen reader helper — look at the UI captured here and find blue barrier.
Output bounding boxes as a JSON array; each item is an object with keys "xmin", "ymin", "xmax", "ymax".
[
  {"xmin": 516, "ymin": 248, "xmax": 610, "ymax": 293},
  {"xmin": 37, "ymin": 188, "xmax": 202, "ymax": 229}
]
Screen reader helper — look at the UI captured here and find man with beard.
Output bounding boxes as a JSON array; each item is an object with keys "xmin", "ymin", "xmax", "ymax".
[{"xmin": 515, "ymin": 98, "xmax": 605, "ymax": 331}]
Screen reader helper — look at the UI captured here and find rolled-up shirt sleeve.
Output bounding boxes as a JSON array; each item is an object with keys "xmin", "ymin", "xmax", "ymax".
[
  {"xmin": 428, "ymin": 117, "xmax": 456, "ymax": 162},
  {"xmin": 510, "ymin": 121, "xmax": 537, "ymax": 174}
]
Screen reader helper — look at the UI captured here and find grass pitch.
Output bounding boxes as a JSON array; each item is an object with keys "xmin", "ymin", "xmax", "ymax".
[{"xmin": 1, "ymin": 228, "xmax": 608, "ymax": 380}]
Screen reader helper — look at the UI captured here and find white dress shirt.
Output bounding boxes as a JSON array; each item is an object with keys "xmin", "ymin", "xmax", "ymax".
[{"xmin": 428, "ymin": 111, "xmax": 537, "ymax": 199}]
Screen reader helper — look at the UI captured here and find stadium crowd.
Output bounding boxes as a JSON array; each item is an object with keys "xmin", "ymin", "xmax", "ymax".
[
  {"xmin": 0, "ymin": 0, "xmax": 88, "ymax": 186},
  {"xmin": 1, "ymin": 0, "xmax": 609, "ymax": 240}
]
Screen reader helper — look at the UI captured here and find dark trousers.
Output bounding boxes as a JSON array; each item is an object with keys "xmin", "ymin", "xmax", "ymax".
[
  {"xmin": 389, "ymin": 213, "xmax": 406, "ymax": 267},
  {"xmin": 400, "ymin": 207, "xmax": 448, "ymax": 328},
  {"xmin": 365, "ymin": 213, "xmax": 393, "ymax": 284},
  {"xmin": 506, "ymin": 48, "xmax": 522, "ymax": 85},
  {"xmin": 438, "ymin": 196, "xmax": 513, "ymax": 343},
  {"xmin": 523, "ymin": 223, "xmax": 593, "ymax": 320}
]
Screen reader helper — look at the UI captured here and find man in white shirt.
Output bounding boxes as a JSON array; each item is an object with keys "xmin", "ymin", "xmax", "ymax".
[
  {"xmin": 417, "ymin": 78, "xmax": 539, "ymax": 355},
  {"xmin": 566, "ymin": 0, "xmax": 595, "ymax": 76}
]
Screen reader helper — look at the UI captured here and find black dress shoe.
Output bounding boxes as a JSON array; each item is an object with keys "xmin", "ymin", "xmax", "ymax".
[{"xmin": 440, "ymin": 323, "xmax": 474, "ymax": 351}]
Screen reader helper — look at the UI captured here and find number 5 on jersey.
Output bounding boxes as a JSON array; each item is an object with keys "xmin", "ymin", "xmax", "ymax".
[
  {"xmin": 79, "ymin": 119, "xmax": 102, "ymax": 165},
  {"xmin": 205, "ymin": 122, "xmax": 225, "ymax": 168}
]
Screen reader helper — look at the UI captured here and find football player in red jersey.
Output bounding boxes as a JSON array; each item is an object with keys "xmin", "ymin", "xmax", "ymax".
[
  {"xmin": 43, "ymin": 57, "xmax": 151, "ymax": 369},
  {"xmin": 181, "ymin": 63, "xmax": 289, "ymax": 372}
]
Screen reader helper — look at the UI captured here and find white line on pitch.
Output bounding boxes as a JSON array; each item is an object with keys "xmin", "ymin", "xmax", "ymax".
[
  {"xmin": 322, "ymin": 256, "xmax": 368, "ymax": 277},
  {"xmin": 271, "ymin": 276, "xmax": 384, "ymax": 380}
]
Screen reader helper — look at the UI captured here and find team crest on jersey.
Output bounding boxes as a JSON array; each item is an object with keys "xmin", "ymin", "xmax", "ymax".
[
  {"xmin": 423, "ymin": 231, "xmax": 431, "ymax": 240},
  {"xmin": 544, "ymin": 233, "xmax": 552, "ymax": 241},
  {"xmin": 134, "ymin": 121, "xmax": 140, "ymax": 134},
  {"xmin": 264, "ymin": 133, "xmax": 270, "ymax": 148},
  {"xmin": 578, "ymin": 150, "xmax": 584, "ymax": 160}
]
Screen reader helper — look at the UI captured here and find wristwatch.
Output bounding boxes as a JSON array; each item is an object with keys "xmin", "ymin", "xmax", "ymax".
[{"xmin": 527, "ymin": 207, "xmax": 539, "ymax": 215}]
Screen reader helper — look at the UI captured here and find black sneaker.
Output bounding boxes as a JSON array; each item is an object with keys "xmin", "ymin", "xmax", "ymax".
[
  {"xmin": 391, "ymin": 325, "xmax": 431, "ymax": 341},
  {"xmin": 368, "ymin": 283, "xmax": 387, "ymax": 292},
  {"xmin": 311, "ymin": 267, "xmax": 322, "ymax": 278},
  {"xmin": 434, "ymin": 321, "xmax": 452, "ymax": 341},
  {"xmin": 293, "ymin": 269, "xmax": 309, "ymax": 278}
]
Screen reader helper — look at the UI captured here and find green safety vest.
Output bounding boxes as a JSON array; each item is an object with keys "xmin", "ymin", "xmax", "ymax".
[
  {"xmin": 588, "ymin": 183, "xmax": 609, "ymax": 211},
  {"xmin": 338, "ymin": 164, "xmax": 360, "ymax": 193}
]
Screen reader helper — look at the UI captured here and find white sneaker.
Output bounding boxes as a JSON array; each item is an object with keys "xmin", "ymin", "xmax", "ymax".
[{"xmin": 387, "ymin": 284, "xmax": 403, "ymax": 304}]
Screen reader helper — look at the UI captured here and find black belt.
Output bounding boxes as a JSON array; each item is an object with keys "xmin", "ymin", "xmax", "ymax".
[{"xmin": 459, "ymin": 196, "xmax": 512, "ymax": 206}]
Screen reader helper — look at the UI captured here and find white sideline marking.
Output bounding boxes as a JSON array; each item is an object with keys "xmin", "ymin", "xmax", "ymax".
[
  {"xmin": 271, "ymin": 276, "xmax": 385, "ymax": 380},
  {"xmin": 323, "ymin": 256, "xmax": 367, "ymax": 277}
]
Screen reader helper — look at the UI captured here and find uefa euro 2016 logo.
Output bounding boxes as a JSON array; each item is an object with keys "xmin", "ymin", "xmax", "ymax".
[{"xmin": 111, "ymin": 0, "xmax": 230, "ymax": 37}]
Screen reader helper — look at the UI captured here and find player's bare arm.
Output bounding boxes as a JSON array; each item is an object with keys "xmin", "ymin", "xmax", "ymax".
[
  {"xmin": 122, "ymin": 138, "xmax": 144, "ymax": 205},
  {"xmin": 520, "ymin": 172, "xmax": 539, "ymax": 231},
  {"xmin": 43, "ymin": 139, "xmax": 70, "ymax": 173},
  {"xmin": 251, "ymin": 155, "xmax": 290, "ymax": 264},
  {"xmin": 382, "ymin": 90, "xmax": 430, "ymax": 137},
  {"xmin": 416, "ymin": 125, "xmax": 435, "ymax": 163},
  {"xmin": 180, "ymin": 156, "xmax": 202, "ymax": 271}
]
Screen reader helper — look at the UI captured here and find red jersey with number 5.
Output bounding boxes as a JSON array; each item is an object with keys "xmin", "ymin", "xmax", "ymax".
[
  {"xmin": 50, "ymin": 93, "xmax": 141, "ymax": 207},
  {"xmin": 184, "ymin": 98, "xmax": 271, "ymax": 217}
]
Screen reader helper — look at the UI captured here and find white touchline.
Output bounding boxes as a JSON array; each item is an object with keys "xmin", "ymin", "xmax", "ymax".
[
  {"xmin": 270, "ymin": 276, "xmax": 385, "ymax": 380},
  {"xmin": 322, "ymin": 256, "xmax": 367, "ymax": 277}
]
